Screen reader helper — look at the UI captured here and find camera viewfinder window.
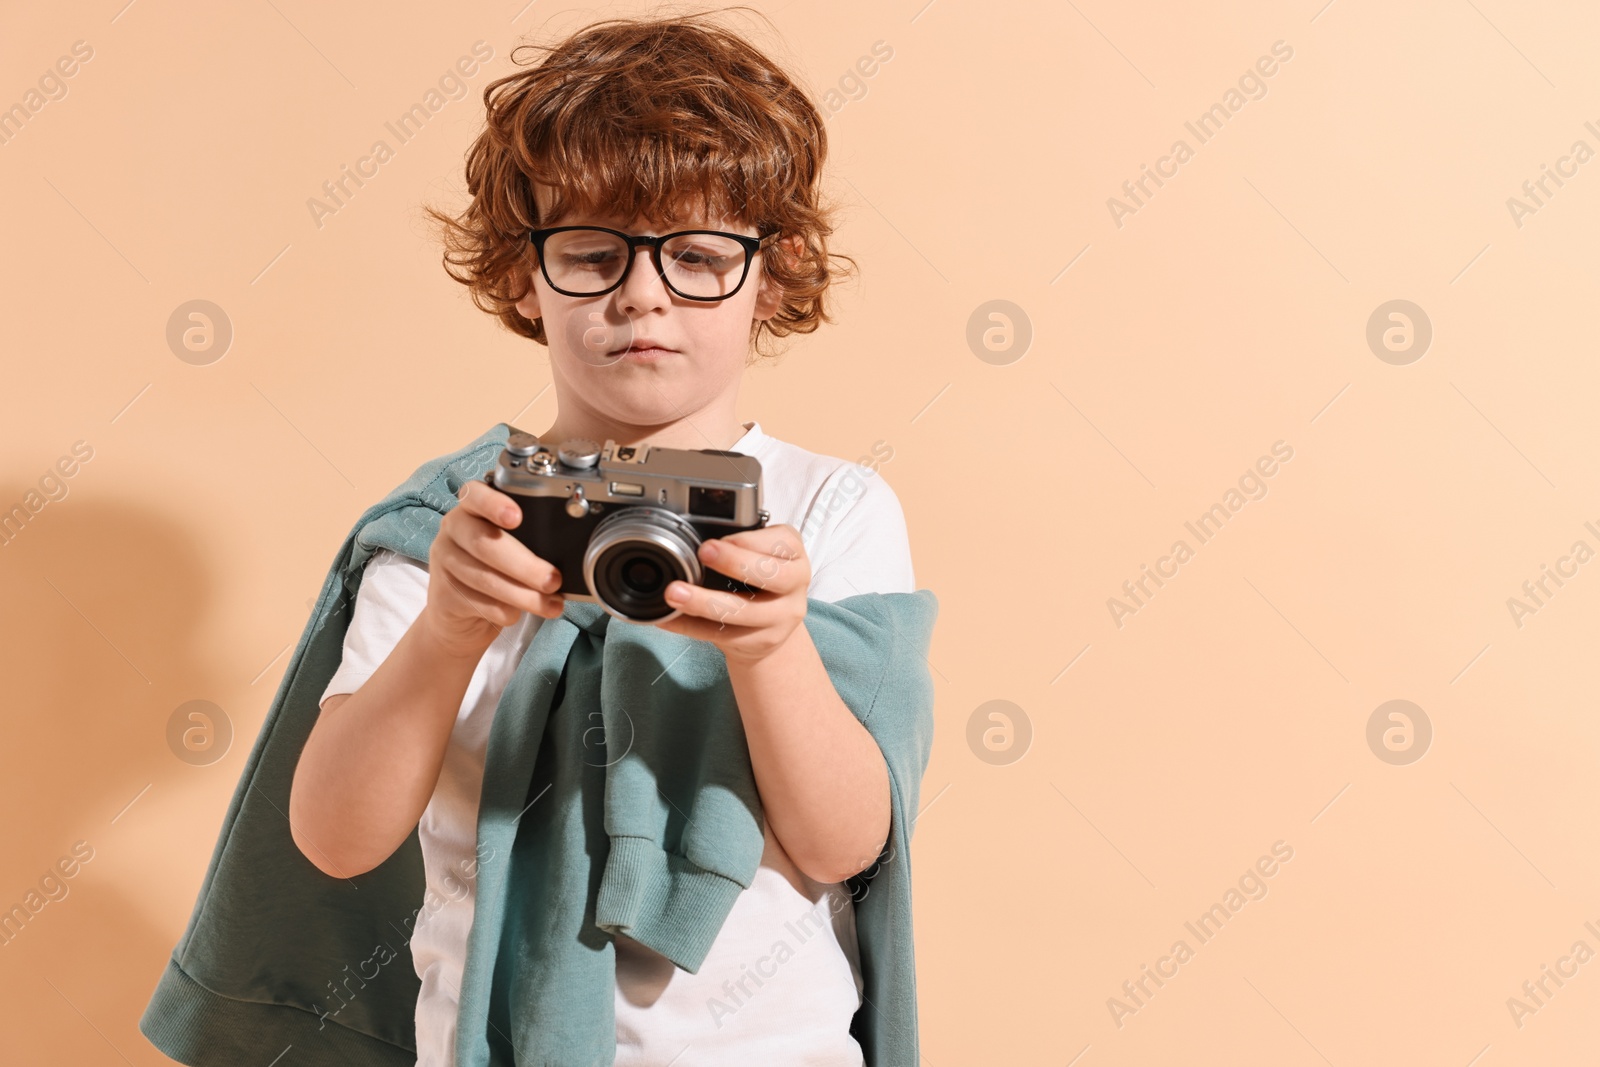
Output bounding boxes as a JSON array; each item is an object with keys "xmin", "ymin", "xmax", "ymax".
[{"xmin": 689, "ymin": 486, "xmax": 736, "ymax": 520}]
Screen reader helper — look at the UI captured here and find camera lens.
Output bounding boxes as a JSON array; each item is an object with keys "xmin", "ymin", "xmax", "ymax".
[
  {"xmin": 621, "ymin": 557, "xmax": 664, "ymax": 593},
  {"xmin": 595, "ymin": 545, "xmax": 675, "ymax": 618},
  {"xmin": 584, "ymin": 508, "xmax": 703, "ymax": 622}
]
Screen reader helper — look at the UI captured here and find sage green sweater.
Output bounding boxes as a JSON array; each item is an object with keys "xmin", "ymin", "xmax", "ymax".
[{"xmin": 138, "ymin": 422, "xmax": 940, "ymax": 1066}]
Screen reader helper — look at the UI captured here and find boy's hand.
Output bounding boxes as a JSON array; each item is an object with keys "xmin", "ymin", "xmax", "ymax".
[
  {"xmin": 653, "ymin": 524, "xmax": 810, "ymax": 667},
  {"xmin": 420, "ymin": 480, "xmax": 567, "ymax": 659}
]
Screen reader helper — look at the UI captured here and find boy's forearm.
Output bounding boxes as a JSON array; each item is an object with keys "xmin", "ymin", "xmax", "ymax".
[
  {"xmin": 724, "ymin": 625, "xmax": 891, "ymax": 885},
  {"xmin": 289, "ymin": 617, "xmax": 489, "ymax": 878}
]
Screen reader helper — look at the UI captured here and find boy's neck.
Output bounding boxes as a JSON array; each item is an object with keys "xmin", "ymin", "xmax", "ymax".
[{"xmin": 533, "ymin": 414, "xmax": 751, "ymax": 453}]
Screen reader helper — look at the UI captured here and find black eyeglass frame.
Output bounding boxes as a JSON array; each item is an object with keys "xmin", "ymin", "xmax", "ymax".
[{"xmin": 527, "ymin": 225, "xmax": 781, "ymax": 302}]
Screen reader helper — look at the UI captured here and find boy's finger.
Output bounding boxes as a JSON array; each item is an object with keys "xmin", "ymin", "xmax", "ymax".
[
  {"xmin": 655, "ymin": 605, "xmax": 757, "ymax": 643},
  {"xmin": 444, "ymin": 501, "xmax": 563, "ymax": 594},
  {"xmin": 456, "ymin": 480, "xmax": 521, "ymax": 529},
  {"xmin": 714, "ymin": 523, "xmax": 803, "ymax": 560},
  {"xmin": 664, "ymin": 581, "xmax": 765, "ymax": 628},
  {"xmin": 445, "ymin": 547, "xmax": 564, "ymax": 618},
  {"xmin": 699, "ymin": 536, "xmax": 804, "ymax": 593}
]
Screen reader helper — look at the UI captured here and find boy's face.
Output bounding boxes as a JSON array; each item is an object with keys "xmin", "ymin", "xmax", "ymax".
[{"xmin": 516, "ymin": 184, "xmax": 787, "ymax": 431}]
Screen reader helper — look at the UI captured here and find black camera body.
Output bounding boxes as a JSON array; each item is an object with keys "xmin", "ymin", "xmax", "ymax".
[{"xmin": 482, "ymin": 429, "xmax": 769, "ymax": 623}]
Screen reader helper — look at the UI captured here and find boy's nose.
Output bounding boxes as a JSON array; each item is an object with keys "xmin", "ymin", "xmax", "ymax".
[{"xmin": 615, "ymin": 242, "xmax": 672, "ymax": 311}]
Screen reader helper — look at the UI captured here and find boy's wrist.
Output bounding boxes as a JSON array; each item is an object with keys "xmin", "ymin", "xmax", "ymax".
[
  {"xmin": 414, "ymin": 604, "xmax": 501, "ymax": 665},
  {"xmin": 722, "ymin": 618, "xmax": 809, "ymax": 675}
]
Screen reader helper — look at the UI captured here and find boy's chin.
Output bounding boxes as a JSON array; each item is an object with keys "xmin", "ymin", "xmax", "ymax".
[{"xmin": 584, "ymin": 394, "xmax": 703, "ymax": 429}]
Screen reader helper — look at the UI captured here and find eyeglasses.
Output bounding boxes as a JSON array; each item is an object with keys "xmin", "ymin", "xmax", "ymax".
[{"xmin": 527, "ymin": 225, "xmax": 780, "ymax": 302}]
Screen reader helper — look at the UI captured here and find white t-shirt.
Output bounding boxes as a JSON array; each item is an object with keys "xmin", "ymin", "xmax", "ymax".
[{"xmin": 318, "ymin": 421, "xmax": 915, "ymax": 1067}]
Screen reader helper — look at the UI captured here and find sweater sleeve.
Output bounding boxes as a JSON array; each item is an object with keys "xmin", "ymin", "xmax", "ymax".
[{"xmin": 319, "ymin": 548, "xmax": 431, "ymax": 707}]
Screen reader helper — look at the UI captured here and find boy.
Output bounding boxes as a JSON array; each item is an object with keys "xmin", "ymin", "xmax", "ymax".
[{"xmin": 289, "ymin": 12, "xmax": 919, "ymax": 1066}]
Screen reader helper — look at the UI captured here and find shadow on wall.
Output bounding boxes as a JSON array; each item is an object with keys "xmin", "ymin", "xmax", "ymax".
[{"xmin": 0, "ymin": 490, "xmax": 256, "ymax": 1064}]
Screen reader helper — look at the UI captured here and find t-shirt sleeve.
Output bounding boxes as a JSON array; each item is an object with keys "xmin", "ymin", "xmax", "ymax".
[
  {"xmin": 319, "ymin": 548, "xmax": 432, "ymax": 708},
  {"xmin": 804, "ymin": 464, "xmax": 917, "ymax": 603}
]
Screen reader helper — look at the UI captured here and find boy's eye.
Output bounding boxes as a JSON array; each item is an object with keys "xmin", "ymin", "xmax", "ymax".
[
  {"xmin": 663, "ymin": 237, "xmax": 742, "ymax": 272},
  {"xmin": 560, "ymin": 249, "xmax": 620, "ymax": 271},
  {"xmin": 667, "ymin": 248, "xmax": 729, "ymax": 270}
]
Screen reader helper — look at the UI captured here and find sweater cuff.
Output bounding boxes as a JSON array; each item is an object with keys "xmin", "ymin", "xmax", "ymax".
[
  {"xmin": 594, "ymin": 835, "xmax": 748, "ymax": 975},
  {"xmin": 138, "ymin": 956, "xmax": 416, "ymax": 1067}
]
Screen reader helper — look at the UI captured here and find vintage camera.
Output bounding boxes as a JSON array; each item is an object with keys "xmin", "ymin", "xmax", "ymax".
[{"xmin": 483, "ymin": 429, "xmax": 769, "ymax": 623}]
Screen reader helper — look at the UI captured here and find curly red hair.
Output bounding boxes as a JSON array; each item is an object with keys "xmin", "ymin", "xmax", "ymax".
[{"xmin": 425, "ymin": 8, "xmax": 855, "ymax": 362}]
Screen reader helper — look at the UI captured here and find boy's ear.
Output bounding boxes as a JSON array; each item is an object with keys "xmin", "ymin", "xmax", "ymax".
[
  {"xmin": 514, "ymin": 263, "xmax": 541, "ymax": 322},
  {"xmin": 752, "ymin": 234, "xmax": 804, "ymax": 322}
]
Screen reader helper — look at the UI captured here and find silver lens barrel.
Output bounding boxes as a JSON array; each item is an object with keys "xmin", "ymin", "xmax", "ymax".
[{"xmin": 582, "ymin": 507, "xmax": 704, "ymax": 622}]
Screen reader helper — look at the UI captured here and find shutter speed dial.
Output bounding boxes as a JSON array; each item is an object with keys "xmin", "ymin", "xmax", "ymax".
[{"xmin": 557, "ymin": 439, "xmax": 601, "ymax": 469}]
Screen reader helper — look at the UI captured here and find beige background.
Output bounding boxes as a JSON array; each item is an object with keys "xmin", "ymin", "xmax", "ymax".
[{"xmin": 3, "ymin": 0, "xmax": 1598, "ymax": 1062}]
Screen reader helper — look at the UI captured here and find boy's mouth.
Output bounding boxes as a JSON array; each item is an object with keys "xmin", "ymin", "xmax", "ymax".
[{"xmin": 609, "ymin": 339, "xmax": 679, "ymax": 358}]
